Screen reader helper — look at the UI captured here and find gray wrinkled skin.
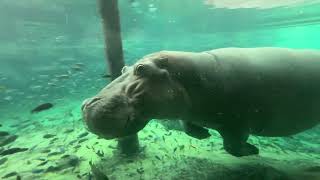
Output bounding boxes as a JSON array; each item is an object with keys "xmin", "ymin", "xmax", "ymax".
[{"xmin": 82, "ymin": 47, "xmax": 320, "ymax": 156}]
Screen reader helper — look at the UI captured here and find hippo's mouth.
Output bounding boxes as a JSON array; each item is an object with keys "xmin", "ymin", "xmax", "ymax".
[{"xmin": 122, "ymin": 114, "xmax": 147, "ymax": 137}]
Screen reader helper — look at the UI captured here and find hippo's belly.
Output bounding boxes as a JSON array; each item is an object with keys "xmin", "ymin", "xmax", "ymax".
[{"xmin": 189, "ymin": 48, "xmax": 320, "ymax": 137}]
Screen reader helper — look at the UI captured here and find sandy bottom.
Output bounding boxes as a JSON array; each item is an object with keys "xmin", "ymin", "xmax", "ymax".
[{"xmin": 0, "ymin": 99, "xmax": 319, "ymax": 180}]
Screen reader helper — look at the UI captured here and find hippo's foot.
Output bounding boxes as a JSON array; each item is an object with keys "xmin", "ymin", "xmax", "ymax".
[
  {"xmin": 219, "ymin": 126, "xmax": 259, "ymax": 157},
  {"xmin": 182, "ymin": 121, "xmax": 211, "ymax": 140},
  {"xmin": 224, "ymin": 142, "xmax": 259, "ymax": 157}
]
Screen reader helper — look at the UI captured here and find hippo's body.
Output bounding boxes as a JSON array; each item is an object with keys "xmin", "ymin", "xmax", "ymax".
[{"xmin": 82, "ymin": 47, "xmax": 320, "ymax": 156}]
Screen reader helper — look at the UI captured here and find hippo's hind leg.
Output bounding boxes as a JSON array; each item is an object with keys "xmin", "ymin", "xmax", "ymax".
[
  {"xmin": 182, "ymin": 121, "xmax": 211, "ymax": 140},
  {"xmin": 218, "ymin": 126, "xmax": 259, "ymax": 157}
]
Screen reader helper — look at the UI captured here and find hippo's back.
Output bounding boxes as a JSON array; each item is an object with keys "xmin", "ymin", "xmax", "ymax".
[{"xmin": 201, "ymin": 48, "xmax": 320, "ymax": 136}]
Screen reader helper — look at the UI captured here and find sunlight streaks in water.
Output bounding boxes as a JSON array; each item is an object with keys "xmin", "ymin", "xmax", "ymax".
[{"xmin": 204, "ymin": 0, "xmax": 320, "ymax": 9}]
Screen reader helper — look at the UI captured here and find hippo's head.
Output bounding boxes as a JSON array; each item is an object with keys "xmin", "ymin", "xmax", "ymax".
[{"xmin": 81, "ymin": 52, "xmax": 190, "ymax": 139}]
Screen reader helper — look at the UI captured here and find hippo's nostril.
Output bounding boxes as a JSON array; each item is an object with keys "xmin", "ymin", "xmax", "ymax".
[
  {"xmin": 81, "ymin": 97, "xmax": 102, "ymax": 111},
  {"xmin": 81, "ymin": 98, "xmax": 90, "ymax": 111},
  {"xmin": 88, "ymin": 97, "xmax": 102, "ymax": 105}
]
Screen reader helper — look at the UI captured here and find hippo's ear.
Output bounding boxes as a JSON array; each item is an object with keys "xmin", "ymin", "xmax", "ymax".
[
  {"xmin": 156, "ymin": 56, "xmax": 169, "ymax": 69},
  {"xmin": 121, "ymin": 66, "xmax": 128, "ymax": 74}
]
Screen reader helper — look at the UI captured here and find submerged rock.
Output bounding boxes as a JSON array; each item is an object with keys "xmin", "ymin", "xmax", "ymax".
[
  {"xmin": 89, "ymin": 161, "xmax": 109, "ymax": 180},
  {"xmin": 0, "ymin": 147, "xmax": 28, "ymax": 156},
  {"xmin": 214, "ymin": 163, "xmax": 291, "ymax": 180},
  {"xmin": 0, "ymin": 135, "xmax": 18, "ymax": 147}
]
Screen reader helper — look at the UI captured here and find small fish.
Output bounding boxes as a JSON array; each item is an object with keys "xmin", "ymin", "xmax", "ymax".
[
  {"xmin": 162, "ymin": 136, "xmax": 165, "ymax": 142},
  {"xmin": 69, "ymin": 140, "xmax": 77, "ymax": 145},
  {"xmin": 0, "ymin": 157, "xmax": 8, "ymax": 166},
  {"xmin": 31, "ymin": 103, "xmax": 53, "ymax": 113},
  {"xmin": 47, "ymin": 82, "xmax": 57, "ymax": 86},
  {"xmin": 75, "ymin": 63, "xmax": 85, "ymax": 66},
  {"xmin": 49, "ymin": 137, "xmax": 59, "ymax": 144},
  {"xmin": 78, "ymin": 138, "xmax": 88, "ymax": 143},
  {"xmin": 165, "ymin": 131, "xmax": 172, "ymax": 136},
  {"xmin": 71, "ymin": 65, "xmax": 83, "ymax": 71},
  {"xmin": 4, "ymin": 96, "xmax": 12, "ymax": 101},
  {"xmin": 32, "ymin": 169, "xmax": 45, "ymax": 174},
  {"xmin": 36, "ymin": 157, "xmax": 47, "ymax": 161},
  {"xmin": 43, "ymin": 134, "xmax": 55, "ymax": 139},
  {"xmin": 173, "ymin": 147, "xmax": 177, "ymax": 153},
  {"xmin": 64, "ymin": 129, "xmax": 74, "ymax": 134},
  {"xmin": 30, "ymin": 85, "xmax": 42, "ymax": 90},
  {"xmin": 95, "ymin": 150, "xmax": 104, "ymax": 158},
  {"xmin": 37, "ymin": 161, "xmax": 48, "ymax": 166},
  {"xmin": 101, "ymin": 74, "xmax": 111, "ymax": 78},
  {"xmin": 48, "ymin": 151, "xmax": 63, "ymax": 156},
  {"xmin": 78, "ymin": 132, "xmax": 89, "ymax": 138},
  {"xmin": 155, "ymin": 155, "xmax": 161, "ymax": 160},
  {"xmin": 61, "ymin": 154, "xmax": 70, "ymax": 158},
  {"xmin": 136, "ymin": 167, "xmax": 144, "ymax": 174},
  {"xmin": 40, "ymin": 149, "xmax": 51, "ymax": 153},
  {"xmin": 56, "ymin": 74, "xmax": 70, "ymax": 79},
  {"xmin": 0, "ymin": 147, "xmax": 28, "ymax": 156},
  {"xmin": 45, "ymin": 166, "xmax": 60, "ymax": 173},
  {"xmin": 2, "ymin": 172, "xmax": 18, "ymax": 179},
  {"xmin": 0, "ymin": 131, "xmax": 9, "ymax": 137},
  {"xmin": 0, "ymin": 135, "xmax": 18, "ymax": 147}
]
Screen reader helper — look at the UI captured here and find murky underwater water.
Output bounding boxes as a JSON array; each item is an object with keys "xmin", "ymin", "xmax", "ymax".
[{"xmin": 0, "ymin": 0, "xmax": 320, "ymax": 179}]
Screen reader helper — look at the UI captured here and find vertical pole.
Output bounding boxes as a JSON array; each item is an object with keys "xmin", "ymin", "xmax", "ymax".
[
  {"xmin": 98, "ymin": 0, "xmax": 124, "ymax": 79},
  {"xmin": 97, "ymin": 0, "xmax": 140, "ymax": 155}
]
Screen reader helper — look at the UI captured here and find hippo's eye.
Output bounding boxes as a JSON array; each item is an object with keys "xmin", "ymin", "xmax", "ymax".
[{"xmin": 134, "ymin": 64, "xmax": 147, "ymax": 76}]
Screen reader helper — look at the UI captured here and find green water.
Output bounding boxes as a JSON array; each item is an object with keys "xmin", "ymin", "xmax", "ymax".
[{"xmin": 0, "ymin": 0, "xmax": 319, "ymax": 179}]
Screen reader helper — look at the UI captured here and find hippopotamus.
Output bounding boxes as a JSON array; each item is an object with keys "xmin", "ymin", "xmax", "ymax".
[{"xmin": 82, "ymin": 47, "xmax": 320, "ymax": 157}]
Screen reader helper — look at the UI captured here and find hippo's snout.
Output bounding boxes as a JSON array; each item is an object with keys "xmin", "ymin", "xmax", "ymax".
[
  {"xmin": 81, "ymin": 92, "xmax": 145, "ymax": 139},
  {"xmin": 81, "ymin": 96, "xmax": 103, "ymax": 132}
]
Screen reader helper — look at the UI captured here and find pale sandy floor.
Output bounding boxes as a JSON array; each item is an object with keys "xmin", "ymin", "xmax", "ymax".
[{"xmin": 0, "ymin": 99, "xmax": 319, "ymax": 180}]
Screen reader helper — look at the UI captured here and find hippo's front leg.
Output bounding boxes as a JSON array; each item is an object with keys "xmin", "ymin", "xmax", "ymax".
[
  {"xmin": 182, "ymin": 121, "xmax": 211, "ymax": 139},
  {"xmin": 218, "ymin": 126, "xmax": 259, "ymax": 157}
]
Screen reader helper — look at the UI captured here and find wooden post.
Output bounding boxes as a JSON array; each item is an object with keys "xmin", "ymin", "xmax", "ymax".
[{"xmin": 97, "ymin": 0, "xmax": 140, "ymax": 155}]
